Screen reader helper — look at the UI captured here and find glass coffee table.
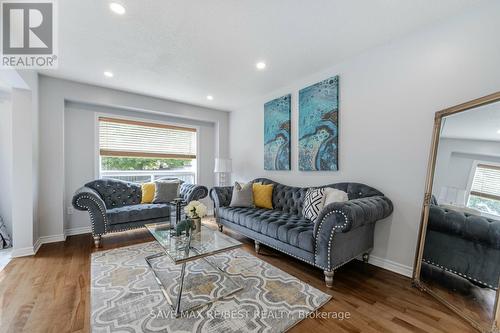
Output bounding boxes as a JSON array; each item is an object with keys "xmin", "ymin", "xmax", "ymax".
[{"xmin": 145, "ymin": 222, "xmax": 243, "ymax": 317}]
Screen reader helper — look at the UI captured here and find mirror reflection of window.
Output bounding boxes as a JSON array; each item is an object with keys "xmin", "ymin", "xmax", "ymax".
[{"xmin": 467, "ymin": 163, "xmax": 500, "ymax": 217}]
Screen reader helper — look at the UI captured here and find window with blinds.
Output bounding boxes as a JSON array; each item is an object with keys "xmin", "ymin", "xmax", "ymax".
[
  {"xmin": 98, "ymin": 117, "xmax": 197, "ymax": 159},
  {"xmin": 467, "ymin": 163, "xmax": 500, "ymax": 216}
]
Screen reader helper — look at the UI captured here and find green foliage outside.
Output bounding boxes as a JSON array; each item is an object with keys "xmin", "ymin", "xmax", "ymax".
[
  {"xmin": 468, "ymin": 195, "xmax": 500, "ymax": 217},
  {"xmin": 101, "ymin": 157, "xmax": 192, "ymax": 171}
]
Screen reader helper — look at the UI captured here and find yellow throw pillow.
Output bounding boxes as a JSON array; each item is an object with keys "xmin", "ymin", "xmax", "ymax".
[
  {"xmin": 253, "ymin": 183, "xmax": 274, "ymax": 209},
  {"xmin": 141, "ymin": 182, "xmax": 156, "ymax": 204}
]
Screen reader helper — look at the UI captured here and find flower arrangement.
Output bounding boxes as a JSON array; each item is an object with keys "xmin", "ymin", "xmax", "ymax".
[{"xmin": 184, "ymin": 200, "xmax": 208, "ymax": 219}]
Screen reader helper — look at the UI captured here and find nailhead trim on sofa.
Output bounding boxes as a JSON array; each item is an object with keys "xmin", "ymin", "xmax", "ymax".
[
  {"xmin": 75, "ymin": 195, "xmax": 108, "ymax": 236},
  {"xmin": 314, "ymin": 210, "xmax": 348, "ymax": 271},
  {"xmin": 422, "ymin": 258, "xmax": 496, "ymax": 289},
  {"xmin": 252, "ymin": 238, "xmax": 316, "ymax": 266}
]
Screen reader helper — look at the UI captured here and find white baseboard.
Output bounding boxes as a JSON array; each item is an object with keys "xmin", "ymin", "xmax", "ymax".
[
  {"xmin": 39, "ymin": 234, "xmax": 66, "ymax": 244},
  {"xmin": 366, "ymin": 255, "xmax": 413, "ymax": 277},
  {"xmin": 13, "ymin": 230, "xmax": 86, "ymax": 258},
  {"xmin": 24, "ymin": 234, "xmax": 66, "ymax": 257},
  {"xmin": 65, "ymin": 226, "xmax": 92, "ymax": 236},
  {"xmin": 11, "ymin": 235, "xmax": 65, "ymax": 257},
  {"xmin": 11, "ymin": 246, "xmax": 35, "ymax": 258}
]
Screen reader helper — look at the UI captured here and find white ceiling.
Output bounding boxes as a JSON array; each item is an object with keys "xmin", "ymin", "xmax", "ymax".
[
  {"xmin": 41, "ymin": 0, "xmax": 488, "ymax": 111},
  {"xmin": 441, "ymin": 100, "xmax": 500, "ymax": 142}
]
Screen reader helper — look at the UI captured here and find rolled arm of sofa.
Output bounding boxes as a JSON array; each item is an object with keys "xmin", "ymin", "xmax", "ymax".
[
  {"xmin": 313, "ymin": 196, "xmax": 393, "ymax": 269},
  {"xmin": 314, "ymin": 196, "xmax": 393, "ymax": 236},
  {"xmin": 72, "ymin": 186, "xmax": 108, "ymax": 236},
  {"xmin": 209, "ymin": 186, "xmax": 233, "ymax": 208},
  {"xmin": 180, "ymin": 183, "xmax": 209, "ymax": 202}
]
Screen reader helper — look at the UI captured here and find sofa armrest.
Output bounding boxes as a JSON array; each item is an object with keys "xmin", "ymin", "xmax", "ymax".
[
  {"xmin": 72, "ymin": 186, "xmax": 108, "ymax": 236},
  {"xmin": 314, "ymin": 196, "xmax": 393, "ymax": 235},
  {"xmin": 209, "ymin": 186, "xmax": 233, "ymax": 208},
  {"xmin": 179, "ymin": 183, "xmax": 209, "ymax": 202},
  {"xmin": 313, "ymin": 196, "xmax": 393, "ymax": 269}
]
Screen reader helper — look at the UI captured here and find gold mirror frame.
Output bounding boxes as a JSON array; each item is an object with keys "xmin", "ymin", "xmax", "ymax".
[{"xmin": 413, "ymin": 91, "xmax": 500, "ymax": 333}]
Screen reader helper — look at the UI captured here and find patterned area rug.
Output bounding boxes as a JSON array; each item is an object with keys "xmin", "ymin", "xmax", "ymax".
[{"xmin": 91, "ymin": 242, "xmax": 331, "ymax": 332}]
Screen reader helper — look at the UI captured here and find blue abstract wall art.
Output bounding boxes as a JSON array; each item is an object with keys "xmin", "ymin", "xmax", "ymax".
[
  {"xmin": 299, "ymin": 76, "xmax": 339, "ymax": 171},
  {"xmin": 264, "ymin": 94, "xmax": 291, "ymax": 170}
]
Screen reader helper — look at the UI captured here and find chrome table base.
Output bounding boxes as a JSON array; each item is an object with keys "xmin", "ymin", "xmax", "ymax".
[{"xmin": 145, "ymin": 250, "xmax": 243, "ymax": 318}]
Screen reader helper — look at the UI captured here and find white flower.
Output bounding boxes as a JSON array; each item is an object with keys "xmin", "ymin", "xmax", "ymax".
[{"xmin": 184, "ymin": 201, "xmax": 208, "ymax": 218}]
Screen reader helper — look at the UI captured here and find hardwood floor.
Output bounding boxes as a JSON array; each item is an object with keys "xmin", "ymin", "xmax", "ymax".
[{"xmin": 0, "ymin": 219, "xmax": 477, "ymax": 333}]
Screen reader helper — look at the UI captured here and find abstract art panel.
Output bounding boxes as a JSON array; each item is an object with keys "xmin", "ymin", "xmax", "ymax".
[
  {"xmin": 264, "ymin": 94, "xmax": 291, "ymax": 170},
  {"xmin": 299, "ymin": 76, "xmax": 339, "ymax": 171}
]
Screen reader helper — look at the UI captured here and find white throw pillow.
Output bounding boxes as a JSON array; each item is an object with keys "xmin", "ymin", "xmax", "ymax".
[
  {"xmin": 323, "ymin": 187, "xmax": 349, "ymax": 207},
  {"xmin": 303, "ymin": 188, "xmax": 326, "ymax": 222}
]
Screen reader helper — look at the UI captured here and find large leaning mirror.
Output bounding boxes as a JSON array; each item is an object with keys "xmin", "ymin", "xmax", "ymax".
[{"xmin": 414, "ymin": 92, "xmax": 500, "ymax": 333}]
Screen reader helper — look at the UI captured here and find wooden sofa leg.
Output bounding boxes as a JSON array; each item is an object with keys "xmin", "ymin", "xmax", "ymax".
[
  {"xmin": 93, "ymin": 235, "xmax": 102, "ymax": 248},
  {"xmin": 255, "ymin": 240, "xmax": 260, "ymax": 254},
  {"xmin": 362, "ymin": 252, "xmax": 370, "ymax": 263},
  {"xmin": 324, "ymin": 270, "xmax": 335, "ymax": 288},
  {"xmin": 218, "ymin": 224, "xmax": 223, "ymax": 232}
]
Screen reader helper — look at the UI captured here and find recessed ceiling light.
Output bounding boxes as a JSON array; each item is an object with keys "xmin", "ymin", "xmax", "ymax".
[
  {"xmin": 109, "ymin": 2, "xmax": 126, "ymax": 15},
  {"xmin": 104, "ymin": 71, "xmax": 114, "ymax": 78},
  {"xmin": 256, "ymin": 62, "xmax": 266, "ymax": 70},
  {"xmin": 497, "ymin": 129, "xmax": 500, "ymax": 134},
  {"xmin": 206, "ymin": 95, "xmax": 214, "ymax": 100}
]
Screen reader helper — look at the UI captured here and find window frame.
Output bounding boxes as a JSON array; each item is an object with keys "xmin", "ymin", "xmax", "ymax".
[
  {"xmin": 94, "ymin": 113, "xmax": 200, "ymax": 183},
  {"xmin": 465, "ymin": 159, "xmax": 500, "ymax": 218}
]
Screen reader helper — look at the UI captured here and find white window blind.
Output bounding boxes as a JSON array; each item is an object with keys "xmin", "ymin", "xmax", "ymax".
[
  {"xmin": 99, "ymin": 117, "xmax": 196, "ymax": 159},
  {"xmin": 470, "ymin": 164, "xmax": 500, "ymax": 201}
]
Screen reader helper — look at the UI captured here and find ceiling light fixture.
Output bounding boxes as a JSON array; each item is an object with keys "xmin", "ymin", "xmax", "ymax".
[
  {"xmin": 104, "ymin": 71, "xmax": 114, "ymax": 78},
  {"xmin": 497, "ymin": 129, "xmax": 500, "ymax": 134},
  {"xmin": 109, "ymin": 2, "xmax": 126, "ymax": 15},
  {"xmin": 256, "ymin": 62, "xmax": 266, "ymax": 70},
  {"xmin": 206, "ymin": 95, "xmax": 214, "ymax": 100}
]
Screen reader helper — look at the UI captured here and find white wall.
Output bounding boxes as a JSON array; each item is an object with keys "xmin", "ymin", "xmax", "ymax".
[
  {"xmin": 229, "ymin": 2, "xmax": 500, "ymax": 275},
  {"xmin": 39, "ymin": 76, "xmax": 229, "ymax": 239},
  {"xmin": 0, "ymin": 91, "xmax": 12, "ymax": 238},
  {"xmin": 64, "ymin": 102, "xmax": 215, "ymax": 232},
  {"xmin": 10, "ymin": 87, "xmax": 36, "ymax": 255},
  {"xmin": 433, "ymin": 138, "xmax": 500, "ymax": 198},
  {"xmin": 0, "ymin": 70, "xmax": 39, "ymax": 257},
  {"xmin": 19, "ymin": 72, "xmax": 40, "ymax": 247}
]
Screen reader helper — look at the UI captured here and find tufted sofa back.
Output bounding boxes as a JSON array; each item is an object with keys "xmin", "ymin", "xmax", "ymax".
[
  {"xmin": 252, "ymin": 178, "xmax": 384, "ymax": 216},
  {"xmin": 85, "ymin": 179, "xmax": 142, "ymax": 209},
  {"xmin": 428, "ymin": 204, "xmax": 500, "ymax": 249}
]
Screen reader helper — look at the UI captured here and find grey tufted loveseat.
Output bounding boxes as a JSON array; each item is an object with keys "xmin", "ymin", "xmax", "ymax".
[
  {"xmin": 210, "ymin": 178, "xmax": 393, "ymax": 287},
  {"xmin": 73, "ymin": 178, "xmax": 208, "ymax": 247}
]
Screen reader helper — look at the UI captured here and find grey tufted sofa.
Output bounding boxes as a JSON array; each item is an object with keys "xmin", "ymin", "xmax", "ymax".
[
  {"xmin": 73, "ymin": 178, "xmax": 208, "ymax": 247},
  {"xmin": 210, "ymin": 178, "xmax": 393, "ymax": 287},
  {"xmin": 423, "ymin": 204, "xmax": 500, "ymax": 289}
]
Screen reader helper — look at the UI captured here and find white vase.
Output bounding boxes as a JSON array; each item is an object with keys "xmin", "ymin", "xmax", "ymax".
[{"xmin": 192, "ymin": 218, "xmax": 202, "ymax": 234}]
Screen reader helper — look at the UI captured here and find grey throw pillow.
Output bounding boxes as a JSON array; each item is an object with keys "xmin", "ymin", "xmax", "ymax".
[
  {"xmin": 229, "ymin": 182, "xmax": 254, "ymax": 207},
  {"xmin": 152, "ymin": 180, "xmax": 180, "ymax": 203}
]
